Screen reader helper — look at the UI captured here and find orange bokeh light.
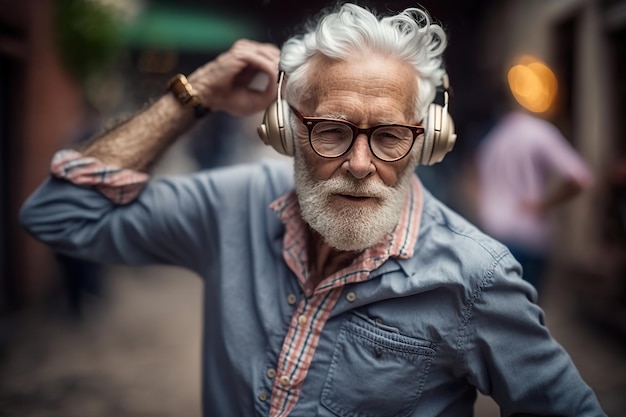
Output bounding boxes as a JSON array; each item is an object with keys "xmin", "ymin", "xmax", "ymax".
[{"xmin": 507, "ymin": 55, "xmax": 558, "ymax": 113}]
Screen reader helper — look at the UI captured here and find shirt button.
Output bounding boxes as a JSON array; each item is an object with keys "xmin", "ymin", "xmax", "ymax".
[
  {"xmin": 374, "ymin": 318, "xmax": 383, "ymax": 325},
  {"xmin": 258, "ymin": 391, "xmax": 268, "ymax": 402},
  {"xmin": 346, "ymin": 291, "xmax": 356, "ymax": 302},
  {"xmin": 287, "ymin": 294, "xmax": 297, "ymax": 305},
  {"xmin": 298, "ymin": 315, "xmax": 308, "ymax": 325},
  {"xmin": 279, "ymin": 376, "xmax": 290, "ymax": 387},
  {"xmin": 375, "ymin": 346, "xmax": 384, "ymax": 358},
  {"xmin": 267, "ymin": 368, "xmax": 276, "ymax": 379}
]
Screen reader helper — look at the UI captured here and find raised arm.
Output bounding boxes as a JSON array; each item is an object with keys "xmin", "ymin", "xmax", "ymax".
[
  {"xmin": 19, "ymin": 39, "xmax": 281, "ymax": 271},
  {"xmin": 82, "ymin": 39, "xmax": 280, "ymax": 171}
]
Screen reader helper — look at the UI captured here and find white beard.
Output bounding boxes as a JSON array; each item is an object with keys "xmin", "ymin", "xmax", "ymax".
[{"xmin": 294, "ymin": 149, "xmax": 417, "ymax": 252}]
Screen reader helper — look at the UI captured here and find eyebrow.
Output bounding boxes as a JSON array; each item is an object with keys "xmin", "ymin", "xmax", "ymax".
[
  {"xmin": 316, "ymin": 112, "xmax": 348, "ymax": 120},
  {"xmin": 315, "ymin": 113, "xmax": 404, "ymax": 126}
]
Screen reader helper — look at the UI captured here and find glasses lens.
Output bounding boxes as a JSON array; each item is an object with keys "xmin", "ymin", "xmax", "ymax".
[
  {"xmin": 371, "ymin": 126, "xmax": 415, "ymax": 161},
  {"xmin": 310, "ymin": 121, "xmax": 353, "ymax": 157}
]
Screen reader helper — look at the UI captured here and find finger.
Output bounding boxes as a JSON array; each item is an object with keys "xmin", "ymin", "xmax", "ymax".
[
  {"xmin": 233, "ymin": 66, "xmax": 262, "ymax": 88},
  {"xmin": 232, "ymin": 39, "xmax": 280, "ymax": 60},
  {"xmin": 229, "ymin": 40, "xmax": 280, "ymax": 77},
  {"xmin": 253, "ymin": 41, "xmax": 281, "ymax": 63}
]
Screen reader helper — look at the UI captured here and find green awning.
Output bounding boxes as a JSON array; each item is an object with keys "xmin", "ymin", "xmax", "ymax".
[{"xmin": 123, "ymin": 5, "xmax": 260, "ymax": 51}]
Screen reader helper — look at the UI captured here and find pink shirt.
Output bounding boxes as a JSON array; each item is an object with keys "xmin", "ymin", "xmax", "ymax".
[{"xmin": 476, "ymin": 111, "xmax": 593, "ymax": 250}]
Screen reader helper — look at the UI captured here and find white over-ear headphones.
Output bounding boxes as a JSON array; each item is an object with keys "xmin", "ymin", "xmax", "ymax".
[
  {"xmin": 257, "ymin": 72, "xmax": 294, "ymax": 156},
  {"xmin": 257, "ymin": 71, "xmax": 456, "ymax": 165}
]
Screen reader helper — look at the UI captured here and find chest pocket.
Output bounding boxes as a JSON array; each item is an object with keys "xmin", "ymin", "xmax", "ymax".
[{"xmin": 321, "ymin": 314, "xmax": 436, "ymax": 417}]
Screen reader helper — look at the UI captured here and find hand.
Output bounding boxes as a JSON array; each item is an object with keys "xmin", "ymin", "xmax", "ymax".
[{"xmin": 188, "ymin": 39, "xmax": 281, "ymax": 117}]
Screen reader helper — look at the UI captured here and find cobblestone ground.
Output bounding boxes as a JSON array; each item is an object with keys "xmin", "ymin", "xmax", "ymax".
[
  {"xmin": 0, "ymin": 265, "xmax": 203, "ymax": 417},
  {"xmin": 0, "ymin": 263, "xmax": 625, "ymax": 417}
]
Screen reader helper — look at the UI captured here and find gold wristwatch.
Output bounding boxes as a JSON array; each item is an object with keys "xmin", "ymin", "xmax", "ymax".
[{"xmin": 167, "ymin": 73, "xmax": 209, "ymax": 119}]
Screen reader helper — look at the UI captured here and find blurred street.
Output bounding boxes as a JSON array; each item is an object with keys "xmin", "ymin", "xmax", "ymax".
[
  {"xmin": 0, "ymin": 265, "xmax": 203, "ymax": 417},
  {"xmin": 2, "ymin": 1, "xmax": 626, "ymax": 416},
  {"xmin": 0, "ymin": 261, "xmax": 625, "ymax": 417}
]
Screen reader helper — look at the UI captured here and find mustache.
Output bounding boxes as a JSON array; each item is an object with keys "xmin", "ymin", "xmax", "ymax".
[{"xmin": 314, "ymin": 176, "xmax": 394, "ymax": 199}]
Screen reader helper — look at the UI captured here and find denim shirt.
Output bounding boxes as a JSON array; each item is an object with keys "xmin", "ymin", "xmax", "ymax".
[{"xmin": 20, "ymin": 159, "xmax": 607, "ymax": 417}]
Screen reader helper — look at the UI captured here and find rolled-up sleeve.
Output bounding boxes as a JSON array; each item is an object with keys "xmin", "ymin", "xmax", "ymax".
[{"xmin": 50, "ymin": 149, "xmax": 150, "ymax": 205}]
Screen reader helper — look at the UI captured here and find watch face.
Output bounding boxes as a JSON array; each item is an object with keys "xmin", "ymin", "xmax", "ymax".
[
  {"xmin": 168, "ymin": 74, "xmax": 209, "ymax": 118},
  {"xmin": 169, "ymin": 75, "xmax": 194, "ymax": 106}
]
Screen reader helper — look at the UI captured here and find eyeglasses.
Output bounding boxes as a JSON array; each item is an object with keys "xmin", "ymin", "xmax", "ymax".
[{"xmin": 290, "ymin": 105, "xmax": 424, "ymax": 162}]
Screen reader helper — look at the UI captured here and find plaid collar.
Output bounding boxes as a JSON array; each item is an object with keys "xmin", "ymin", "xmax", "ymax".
[{"xmin": 270, "ymin": 175, "xmax": 424, "ymax": 295}]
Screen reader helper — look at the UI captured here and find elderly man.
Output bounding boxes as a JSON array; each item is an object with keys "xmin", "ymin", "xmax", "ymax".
[{"xmin": 21, "ymin": 3, "xmax": 606, "ymax": 417}]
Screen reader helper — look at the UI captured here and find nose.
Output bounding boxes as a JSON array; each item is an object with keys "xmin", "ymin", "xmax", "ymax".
[{"xmin": 342, "ymin": 134, "xmax": 375, "ymax": 179}]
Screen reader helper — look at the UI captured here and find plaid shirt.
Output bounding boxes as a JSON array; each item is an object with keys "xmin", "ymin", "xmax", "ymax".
[
  {"xmin": 268, "ymin": 178, "xmax": 423, "ymax": 416},
  {"xmin": 50, "ymin": 149, "xmax": 149, "ymax": 205}
]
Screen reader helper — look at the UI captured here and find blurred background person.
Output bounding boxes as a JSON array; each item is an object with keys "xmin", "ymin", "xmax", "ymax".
[{"xmin": 474, "ymin": 56, "xmax": 594, "ymax": 295}]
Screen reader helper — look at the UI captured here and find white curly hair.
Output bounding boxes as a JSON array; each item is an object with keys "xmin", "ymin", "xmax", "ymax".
[{"xmin": 280, "ymin": 3, "xmax": 447, "ymax": 123}]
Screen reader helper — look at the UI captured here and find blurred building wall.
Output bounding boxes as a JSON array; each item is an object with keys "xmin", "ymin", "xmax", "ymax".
[
  {"xmin": 1, "ymin": 0, "xmax": 83, "ymax": 308},
  {"xmin": 480, "ymin": 0, "xmax": 618, "ymax": 268}
]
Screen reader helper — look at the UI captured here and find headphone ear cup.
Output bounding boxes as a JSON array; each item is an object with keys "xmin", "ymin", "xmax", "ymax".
[
  {"xmin": 281, "ymin": 102, "xmax": 294, "ymax": 156},
  {"xmin": 420, "ymin": 103, "xmax": 456, "ymax": 165},
  {"xmin": 257, "ymin": 99, "xmax": 294, "ymax": 156},
  {"xmin": 420, "ymin": 104, "xmax": 438, "ymax": 165}
]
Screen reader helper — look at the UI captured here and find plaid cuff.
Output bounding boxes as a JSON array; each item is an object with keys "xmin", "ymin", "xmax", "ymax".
[{"xmin": 51, "ymin": 149, "xmax": 149, "ymax": 205}]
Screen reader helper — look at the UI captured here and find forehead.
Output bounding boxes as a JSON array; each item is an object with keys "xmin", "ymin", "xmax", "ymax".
[{"xmin": 305, "ymin": 53, "xmax": 418, "ymax": 120}]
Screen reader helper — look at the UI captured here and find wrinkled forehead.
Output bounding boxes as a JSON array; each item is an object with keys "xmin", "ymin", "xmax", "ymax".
[{"xmin": 302, "ymin": 53, "xmax": 418, "ymax": 120}]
